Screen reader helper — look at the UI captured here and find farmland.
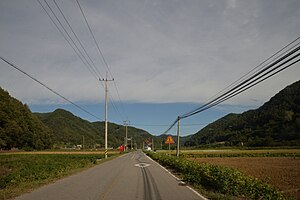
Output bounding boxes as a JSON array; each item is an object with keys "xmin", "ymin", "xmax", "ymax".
[
  {"xmin": 190, "ymin": 157, "xmax": 299, "ymax": 200},
  {"xmin": 151, "ymin": 149, "xmax": 300, "ymax": 199},
  {"xmin": 0, "ymin": 152, "xmax": 120, "ymax": 200}
]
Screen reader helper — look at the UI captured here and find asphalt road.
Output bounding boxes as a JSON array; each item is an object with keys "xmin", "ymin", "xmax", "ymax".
[{"xmin": 16, "ymin": 150, "xmax": 206, "ymax": 200}]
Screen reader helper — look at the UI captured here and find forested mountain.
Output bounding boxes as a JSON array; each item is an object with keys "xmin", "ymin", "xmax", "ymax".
[
  {"xmin": 185, "ymin": 80, "xmax": 300, "ymax": 147},
  {"xmin": 35, "ymin": 109, "xmax": 156, "ymax": 149},
  {"xmin": 2, "ymin": 79, "xmax": 299, "ymax": 150},
  {"xmin": 0, "ymin": 86, "xmax": 156, "ymax": 150},
  {"xmin": 0, "ymin": 87, "xmax": 53, "ymax": 150}
]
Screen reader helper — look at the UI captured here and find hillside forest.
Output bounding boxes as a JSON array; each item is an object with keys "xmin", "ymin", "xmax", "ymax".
[{"xmin": 1, "ymin": 80, "xmax": 300, "ymax": 150}]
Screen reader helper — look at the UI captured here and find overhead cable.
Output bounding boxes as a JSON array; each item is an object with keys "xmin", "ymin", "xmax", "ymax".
[
  {"xmin": 181, "ymin": 44, "xmax": 300, "ymax": 119},
  {"xmin": 52, "ymin": 0, "xmax": 103, "ymax": 79},
  {"xmin": 162, "ymin": 37, "xmax": 300, "ymax": 134},
  {"xmin": 75, "ymin": 0, "xmax": 128, "ymax": 121},
  {"xmin": 203, "ymin": 37, "xmax": 300, "ymax": 105},
  {"xmin": 75, "ymin": 0, "xmax": 113, "ymax": 79},
  {"xmin": 0, "ymin": 56, "xmax": 101, "ymax": 121},
  {"xmin": 37, "ymin": 0, "xmax": 102, "ymax": 81}
]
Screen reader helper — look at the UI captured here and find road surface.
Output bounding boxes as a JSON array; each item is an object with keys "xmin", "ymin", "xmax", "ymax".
[{"xmin": 16, "ymin": 150, "xmax": 206, "ymax": 200}]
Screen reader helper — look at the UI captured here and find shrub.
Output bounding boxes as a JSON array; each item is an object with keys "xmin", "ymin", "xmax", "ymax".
[{"xmin": 147, "ymin": 152, "xmax": 284, "ymax": 200}]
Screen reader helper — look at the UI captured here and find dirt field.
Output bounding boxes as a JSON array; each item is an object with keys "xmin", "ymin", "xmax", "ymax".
[{"xmin": 190, "ymin": 157, "xmax": 300, "ymax": 199}]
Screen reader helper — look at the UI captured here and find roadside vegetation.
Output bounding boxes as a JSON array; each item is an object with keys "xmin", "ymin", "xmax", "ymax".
[
  {"xmin": 146, "ymin": 149, "xmax": 300, "ymax": 200},
  {"xmin": 175, "ymin": 148, "xmax": 300, "ymax": 158},
  {"xmin": 0, "ymin": 153, "xmax": 118, "ymax": 200}
]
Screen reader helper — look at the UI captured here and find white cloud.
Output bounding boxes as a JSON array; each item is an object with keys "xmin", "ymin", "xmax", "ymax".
[{"xmin": 0, "ymin": 0, "xmax": 299, "ymax": 106}]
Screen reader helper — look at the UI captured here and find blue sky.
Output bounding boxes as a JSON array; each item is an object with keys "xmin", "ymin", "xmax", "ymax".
[
  {"xmin": 1, "ymin": 0, "xmax": 300, "ymax": 136},
  {"xmin": 29, "ymin": 101, "xmax": 262, "ymax": 136}
]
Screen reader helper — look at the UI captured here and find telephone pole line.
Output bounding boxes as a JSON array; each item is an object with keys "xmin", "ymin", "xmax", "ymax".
[
  {"xmin": 123, "ymin": 120, "xmax": 129, "ymax": 152},
  {"xmin": 100, "ymin": 74, "xmax": 114, "ymax": 159},
  {"xmin": 176, "ymin": 116, "xmax": 180, "ymax": 157}
]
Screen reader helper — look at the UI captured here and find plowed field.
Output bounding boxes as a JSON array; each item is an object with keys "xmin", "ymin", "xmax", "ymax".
[{"xmin": 190, "ymin": 157, "xmax": 300, "ymax": 199}]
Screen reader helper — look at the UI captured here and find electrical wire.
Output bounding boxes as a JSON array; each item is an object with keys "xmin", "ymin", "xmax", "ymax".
[
  {"xmin": 75, "ymin": 0, "xmax": 128, "ymax": 121},
  {"xmin": 37, "ymin": 0, "xmax": 99, "ymax": 81},
  {"xmin": 75, "ymin": 0, "xmax": 113, "ymax": 79},
  {"xmin": 0, "ymin": 56, "xmax": 101, "ymax": 121},
  {"xmin": 52, "ymin": 0, "xmax": 104, "ymax": 80},
  {"xmin": 37, "ymin": 0, "xmax": 99, "ymax": 80},
  {"xmin": 162, "ymin": 37, "xmax": 300, "ymax": 134},
  {"xmin": 199, "ymin": 37, "xmax": 300, "ymax": 108},
  {"xmin": 181, "ymin": 45, "xmax": 300, "ymax": 119}
]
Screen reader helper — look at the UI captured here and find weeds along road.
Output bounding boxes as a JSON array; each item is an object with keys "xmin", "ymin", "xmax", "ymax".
[{"xmin": 16, "ymin": 150, "xmax": 205, "ymax": 200}]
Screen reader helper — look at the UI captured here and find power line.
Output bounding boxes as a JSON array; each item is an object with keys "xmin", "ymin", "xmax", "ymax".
[
  {"xmin": 37, "ymin": 0, "xmax": 102, "ymax": 81},
  {"xmin": 201, "ymin": 37, "xmax": 300, "ymax": 107},
  {"xmin": 108, "ymin": 92, "xmax": 125, "ymax": 122},
  {"xmin": 112, "ymin": 81, "xmax": 128, "ymax": 120},
  {"xmin": 162, "ymin": 37, "xmax": 300, "ymax": 134},
  {"xmin": 75, "ymin": 0, "xmax": 128, "ymax": 121},
  {"xmin": 131, "ymin": 123, "xmax": 210, "ymax": 127},
  {"xmin": 75, "ymin": 0, "xmax": 113, "ymax": 79},
  {"xmin": 52, "ymin": 0, "xmax": 104, "ymax": 79},
  {"xmin": 38, "ymin": 0, "xmax": 128, "ymax": 123},
  {"xmin": 181, "ymin": 44, "xmax": 300, "ymax": 119},
  {"xmin": 0, "ymin": 56, "xmax": 101, "ymax": 121}
]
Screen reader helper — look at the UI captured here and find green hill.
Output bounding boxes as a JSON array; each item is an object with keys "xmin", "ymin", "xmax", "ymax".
[
  {"xmin": 0, "ymin": 86, "xmax": 157, "ymax": 150},
  {"xmin": 185, "ymin": 80, "xmax": 300, "ymax": 147},
  {"xmin": 0, "ymin": 87, "xmax": 53, "ymax": 150},
  {"xmin": 35, "ymin": 109, "xmax": 156, "ymax": 149}
]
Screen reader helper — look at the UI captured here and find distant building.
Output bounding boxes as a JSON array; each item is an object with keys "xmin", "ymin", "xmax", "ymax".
[{"xmin": 145, "ymin": 146, "xmax": 151, "ymax": 151}]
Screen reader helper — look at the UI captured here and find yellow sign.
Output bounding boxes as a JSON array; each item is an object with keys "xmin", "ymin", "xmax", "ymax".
[{"xmin": 165, "ymin": 135, "xmax": 175, "ymax": 144}]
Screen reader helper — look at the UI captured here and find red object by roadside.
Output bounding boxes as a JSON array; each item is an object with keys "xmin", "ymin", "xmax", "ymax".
[{"xmin": 119, "ymin": 145, "xmax": 124, "ymax": 152}]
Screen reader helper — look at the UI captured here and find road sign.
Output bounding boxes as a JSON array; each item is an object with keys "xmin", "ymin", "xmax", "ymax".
[{"xmin": 165, "ymin": 135, "xmax": 175, "ymax": 144}]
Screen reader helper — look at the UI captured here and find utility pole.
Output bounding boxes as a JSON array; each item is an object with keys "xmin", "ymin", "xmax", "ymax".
[
  {"xmin": 123, "ymin": 120, "xmax": 129, "ymax": 152},
  {"xmin": 82, "ymin": 136, "xmax": 85, "ymax": 151},
  {"xmin": 176, "ymin": 116, "xmax": 180, "ymax": 157},
  {"xmin": 100, "ymin": 74, "xmax": 114, "ymax": 159},
  {"xmin": 152, "ymin": 138, "xmax": 154, "ymax": 151}
]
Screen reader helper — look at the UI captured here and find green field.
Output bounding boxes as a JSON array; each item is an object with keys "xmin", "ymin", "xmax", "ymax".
[
  {"xmin": 148, "ymin": 149, "xmax": 300, "ymax": 200},
  {"xmin": 0, "ymin": 153, "xmax": 116, "ymax": 200},
  {"xmin": 157, "ymin": 148, "xmax": 300, "ymax": 157}
]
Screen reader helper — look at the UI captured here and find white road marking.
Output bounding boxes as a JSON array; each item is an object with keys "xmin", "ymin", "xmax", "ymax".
[
  {"xmin": 145, "ymin": 153, "xmax": 208, "ymax": 200},
  {"xmin": 134, "ymin": 163, "xmax": 151, "ymax": 168}
]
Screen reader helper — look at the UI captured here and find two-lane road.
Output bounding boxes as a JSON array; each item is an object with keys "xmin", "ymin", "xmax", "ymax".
[{"xmin": 16, "ymin": 150, "xmax": 206, "ymax": 200}]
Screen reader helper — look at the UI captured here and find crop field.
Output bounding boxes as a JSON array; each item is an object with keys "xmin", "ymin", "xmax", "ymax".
[
  {"xmin": 152, "ymin": 149, "xmax": 300, "ymax": 199},
  {"xmin": 0, "ymin": 152, "xmax": 119, "ymax": 200},
  {"xmin": 0, "ymin": 149, "xmax": 121, "ymax": 155},
  {"xmin": 190, "ymin": 157, "xmax": 300, "ymax": 200},
  {"xmin": 158, "ymin": 148, "xmax": 300, "ymax": 157}
]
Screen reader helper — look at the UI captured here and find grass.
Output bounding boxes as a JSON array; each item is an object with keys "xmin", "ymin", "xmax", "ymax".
[
  {"xmin": 158, "ymin": 148, "xmax": 300, "ymax": 158},
  {"xmin": 0, "ymin": 153, "xmax": 120, "ymax": 200},
  {"xmin": 190, "ymin": 157, "xmax": 300, "ymax": 200},
  {"xmin": 147, "ymin": 149, "xmax": 300, "ymax": 200}
]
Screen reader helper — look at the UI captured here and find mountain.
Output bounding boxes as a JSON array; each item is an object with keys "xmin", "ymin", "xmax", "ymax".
[
  {"xmin": 35, "ymin": 109, "xmax": 156, "ymax": 149},
  {"xmin": 185, "ymin": 80, "xmax": 300, "ymax": 147},
  {"xmin": 0, "ymin": 86, "xmax": 157, "ymax": 150},
  {"xmin": 0, "ymin": 87, "xmax": 53, "ymax": 150}
]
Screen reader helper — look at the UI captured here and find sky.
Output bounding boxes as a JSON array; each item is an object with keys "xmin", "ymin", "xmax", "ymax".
[{"xmin": 0, "ymin": 0, "xmax": 299, "ymax": 136}]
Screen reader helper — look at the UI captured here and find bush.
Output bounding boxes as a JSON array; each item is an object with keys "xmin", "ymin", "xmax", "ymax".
[{"xmin": 147, "ymin": 152, "xmax": 284, "ymax": 200}]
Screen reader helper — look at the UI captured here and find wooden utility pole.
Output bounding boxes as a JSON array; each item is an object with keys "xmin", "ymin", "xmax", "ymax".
[
  {"xmin": 124, "ymin": 120, "xmax": 129, "ymax": 152},
  {"xmin": 176, "ymin": 116, "xmax": 180, "ymax": 157},
  {"xmin": 152, "ymin": 138, "xmax": 154, "ymax": 151},
  {"xmin": 100, "ymin": 74, "xmax": 114, "ymax": 159}
]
